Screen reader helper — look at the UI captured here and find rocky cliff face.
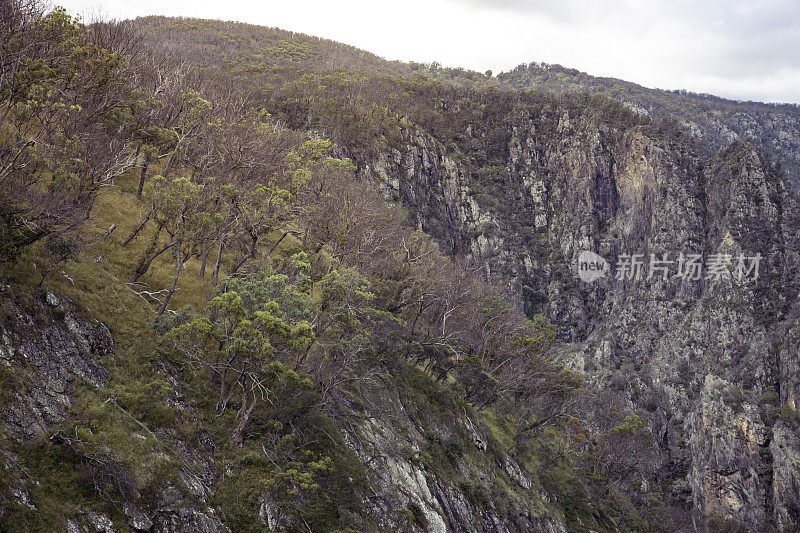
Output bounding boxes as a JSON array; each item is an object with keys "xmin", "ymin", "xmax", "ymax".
[
  {"xmin": 326, "ymin": 373, "xmax": 570, "ymax": 533},
  {"xmin": 0, "ymin": 289, "xmax": 112, "ymax": 441},
  {"xmin": 0, "ymin": 287, "xmax": 230, "ymax": 532},
  {"xmin": 9, "ymin": 116, "xmax": 792, "ymax": 531},
  {"xmin": 350, "ymin": 105, "xmax": 800, "ymax": 531},
  {"xmin": 497, "ymin": 63, "xmax": 800, "ymax": 192}
]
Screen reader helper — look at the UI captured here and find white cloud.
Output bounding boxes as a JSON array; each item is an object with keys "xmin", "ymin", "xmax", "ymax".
[{"xmin": 55, "ymin": 0, "xmax": 800, "ymax": 103}]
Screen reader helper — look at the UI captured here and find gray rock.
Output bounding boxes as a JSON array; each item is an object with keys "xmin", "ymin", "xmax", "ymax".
[
  {"xmin": 771, "ymin": 420, "xmax": 800, "ymax": 531},
  {"xmin": 353, "ymin": 111, "xmax": 800, "ymax": 530}
]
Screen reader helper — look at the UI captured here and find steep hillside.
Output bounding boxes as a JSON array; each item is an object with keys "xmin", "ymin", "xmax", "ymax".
[
  {"xmin": 132, "ymin": 15, "xmax": 800, "ymax": 531},
  {"xmin": 2, "ymin": 5, "xmax": 800, "ymax": 532},
  {"xmin": 0, "ymin": 5, "xmax": 678, "ymax": 532}
]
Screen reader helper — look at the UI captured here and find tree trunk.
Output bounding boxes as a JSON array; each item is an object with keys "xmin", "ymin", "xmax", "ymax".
[
  {"xmin": 157, "ymin": 242, "xmax": 183, "ymax": 317},
  {"xmin": 212, "ymin": 232, "xmax": 226, "ymax": 287},
  {"xmin": 231, "ymin": 392, "xmax": 256, "ymax": 447},
  {"xmin": 199, "ymin": 241, "xmax": 209, "ymax": 279},
  {"xmin": 267, "ymin": 231, "xmax": 288, "ymax": 256},
  {"xmin": 230, "ymin": 231, "xmax": 258, "ymax": 276},
  {"xmin": 130, "ymin": 238, "xmax": 173, "ymax": 283},
  {"xmin": 163, "ymin": 151, "xmax": 174, "ymax": 177},
  {"xmin": 137, "ymin": 156, "xmax": 150, "ymax": 200},
  {"xmin": 123, "ymin": 211, "xmax": 151, "ymax": 246}
]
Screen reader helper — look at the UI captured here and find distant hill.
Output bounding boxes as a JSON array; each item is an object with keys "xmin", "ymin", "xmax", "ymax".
[
  {"xmin": 133, "ymin": 16, "xmax": 495, "ymax": 88},
  {"xmin": 497, "ymin": 62, "xmax": 800, "ymax": 188}
]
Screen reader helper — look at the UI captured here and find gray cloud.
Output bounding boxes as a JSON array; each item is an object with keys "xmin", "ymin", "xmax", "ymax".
[
  {"xmin": 457, "ymin": 0, "xmax": 621, "ymax": 23},
  {"xmin": 457, "ymin": 0, "xmax": 800, "ymax": 101}
]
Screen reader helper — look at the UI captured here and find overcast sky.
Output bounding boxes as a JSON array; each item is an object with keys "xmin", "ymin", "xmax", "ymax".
[{"xmin": 56, "ymin": 0, "xmax": 800, "ymax": 104}]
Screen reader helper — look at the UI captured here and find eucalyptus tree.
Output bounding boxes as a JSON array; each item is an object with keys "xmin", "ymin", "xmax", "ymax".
[
  {"xmin": 166, "ymin": 274, "xmax": 314, "ymax": 445},
  {"xmin": 0, "ymin": 4, "xmax": 139, "ymax": 263}
]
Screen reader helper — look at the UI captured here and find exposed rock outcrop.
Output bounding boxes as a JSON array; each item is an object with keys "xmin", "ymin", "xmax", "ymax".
[
  {"xmin": 352, "ymin": 107, "xmax": 800, "ymax": 530},
  {"xmin": 335, "ymin": 376, "xmax": 569, "ymax": 533},
  {"xmin": 0, "ymin": 289, "xmax": 112, "ymax": 440},
  {"xmin": 0, "ymin": 287, "xmax": 229, "ymax": 532}
]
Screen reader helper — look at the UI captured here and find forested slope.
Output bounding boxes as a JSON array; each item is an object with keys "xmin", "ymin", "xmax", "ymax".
[
  {"xmin": 2, "ymin": 5, "xmax": 799, "ymax": 532},
  {"xmin": 0, "ymin": 4, "xmax": 675, "ymax": 532}
]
